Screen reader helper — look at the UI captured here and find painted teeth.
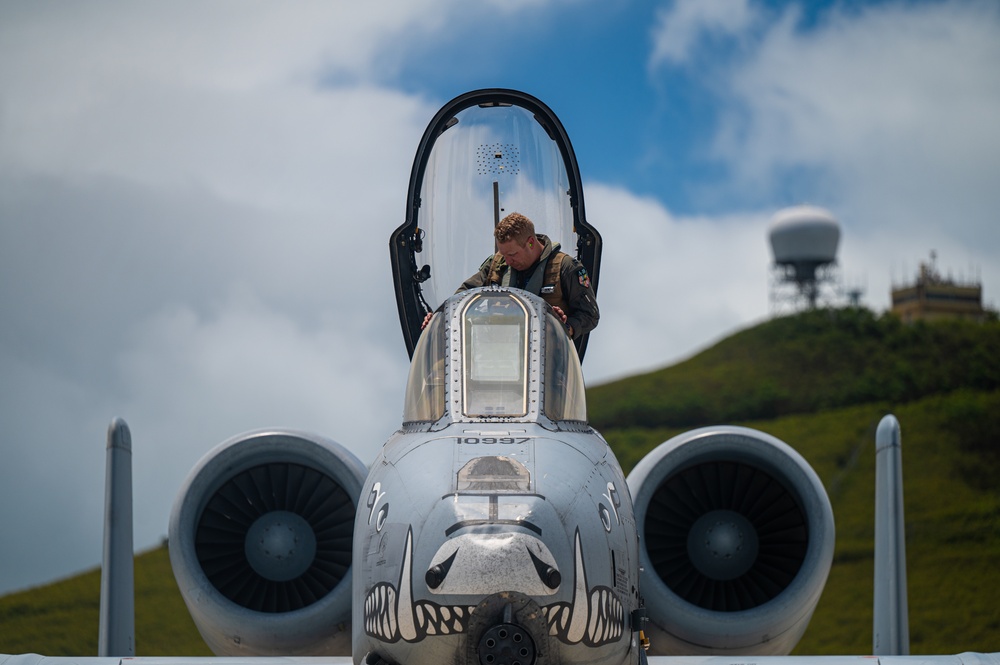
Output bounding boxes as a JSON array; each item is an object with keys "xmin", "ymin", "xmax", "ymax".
[
  {"xmin": 366, "ymin": 589, "xmax": 623, "ymax": 646},
  {"xmin": 364, "ymin": 584, "xmax": 474, "ymax": 641},
  {"xmin": 587, "ymin": 588, "xmax": 623, "ymax": 643},
  {"xmin": 364, "ymin": 583, "xmax": 398, "ymax": 640},
  {"xmin": 414, "ymin": 603, "xmax": 471, "ymax": 635},
  {"xmin": 539, "ymin": 589, "xmax": 624, "ymax": 646}
]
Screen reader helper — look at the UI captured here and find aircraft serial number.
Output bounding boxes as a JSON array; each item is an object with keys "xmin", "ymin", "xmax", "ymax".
[{"xmin": 456, "ymin": 437, "xmax": 530, "ymax": 445}]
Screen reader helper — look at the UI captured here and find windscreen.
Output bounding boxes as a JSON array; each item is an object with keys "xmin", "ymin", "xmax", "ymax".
[
  {"xmin": 419, "ymin": 103, "xmax": 575, "ymax": 310},
  {"xmin": 462, "ymin": 294, "xmax": 529, "ymax": 417},
  {"xmin": 543, "ymin": 311, "xmax": 587, "ymax": 422},
  {"xmin": 402, "ymin": 312, "xmax": 446, "ymax": 423}
]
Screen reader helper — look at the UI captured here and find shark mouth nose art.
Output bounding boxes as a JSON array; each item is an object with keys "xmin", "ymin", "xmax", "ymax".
[{"xmin": 364, "ymin": 528, "xmax": 623, "ymax": 646}]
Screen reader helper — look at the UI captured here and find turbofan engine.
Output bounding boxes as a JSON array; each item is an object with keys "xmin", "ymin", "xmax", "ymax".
[
  {"xmin": 628, "ymin": 426, "xmax": 835, "ymax": 656},
  {"xmin": 168, "ymin": 430, "xmax": 367, "ymax": 656}
]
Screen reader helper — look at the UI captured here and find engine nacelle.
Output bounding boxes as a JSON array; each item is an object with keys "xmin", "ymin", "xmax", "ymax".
[
  {"xmin": 168, "ymin": 430, "xmax": 367, "ymax": 656},
  {"xmin": 628, "ymin": 426, "xmax": 835, "ymax": 655}
]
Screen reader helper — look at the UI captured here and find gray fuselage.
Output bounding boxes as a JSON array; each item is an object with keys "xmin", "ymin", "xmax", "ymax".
[{"xmin": 352, "ymin": 288, "xmax": 642, "ymax": 665}]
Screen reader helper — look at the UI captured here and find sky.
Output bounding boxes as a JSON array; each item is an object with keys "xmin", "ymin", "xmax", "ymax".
[{"xmin": 1, "ymin": 0, "xmax": 998, "ymax": 596}]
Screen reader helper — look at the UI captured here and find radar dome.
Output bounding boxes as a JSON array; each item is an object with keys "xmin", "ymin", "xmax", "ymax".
[{"xmin": 769, "ymin": 206, "xmax": 840, "ymax": 267}]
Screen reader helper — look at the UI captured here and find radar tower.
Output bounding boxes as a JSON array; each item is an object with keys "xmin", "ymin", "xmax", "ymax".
[{"xmin": 768, "ymin": 205, "xmax": 842, "ymax": 313}]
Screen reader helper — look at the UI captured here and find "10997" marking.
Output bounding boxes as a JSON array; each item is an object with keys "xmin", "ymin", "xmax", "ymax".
[{"xmin": 456, "ymin": 437, "xmax": 530, "ymax": 445}]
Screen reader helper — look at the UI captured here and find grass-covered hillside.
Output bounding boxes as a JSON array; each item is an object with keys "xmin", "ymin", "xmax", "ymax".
[
  {"xmin": 1, "ymin": 308, "xmax": 997, "ymax": 656},
  {"xmin": 0, "ymin": 545, "xmax": 211, "ymax": 656},
  {"xmin": 589, "ymin": 307, "xmax": 1000, "ymax": 434}
]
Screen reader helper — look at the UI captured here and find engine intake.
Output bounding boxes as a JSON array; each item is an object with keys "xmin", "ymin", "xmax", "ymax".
[
  {"xmin": 169, "ymin": 430, "xmax": 367, "ymax": 656},
  {"xmin": 628, "ymin": 426, "xmax": 834, "ymax": 655}
]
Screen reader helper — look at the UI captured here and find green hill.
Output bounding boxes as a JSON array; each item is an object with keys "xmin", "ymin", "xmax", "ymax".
[
  {"xmin": 589, "ymin": 307, "xmax": 1000, "ymax": 432},
  {"xmin": 0, "ymin": 545, "xmax": 211, "ymax": 656},
  {"xmin": 1, "ymin": 308, "xmax": 998, "ymax": 656}
]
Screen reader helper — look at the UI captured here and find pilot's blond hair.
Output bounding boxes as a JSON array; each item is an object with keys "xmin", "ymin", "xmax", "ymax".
[{"xmin": 495, "ymin": 212, "xmax": 535, "ymax": 245}]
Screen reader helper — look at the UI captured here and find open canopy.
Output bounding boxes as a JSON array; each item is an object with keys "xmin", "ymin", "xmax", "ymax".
[{"xmin": 390, "ymin": 89, "xmax": 601, "ymax": 361}]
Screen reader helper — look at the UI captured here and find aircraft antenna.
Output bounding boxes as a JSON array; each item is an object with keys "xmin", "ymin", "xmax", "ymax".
[{"xmin": 493, "ymin": 180, "xmax": 500, "ymax": 231}]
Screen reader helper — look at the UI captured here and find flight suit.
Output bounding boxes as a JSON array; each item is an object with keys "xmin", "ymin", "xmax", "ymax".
[{"xmin": 457, "ymin": 233, "xmax": 599, "ymax": 339}]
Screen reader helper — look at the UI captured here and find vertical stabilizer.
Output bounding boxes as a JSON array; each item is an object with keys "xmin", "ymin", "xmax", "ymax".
[
  {"xmin": 873, "ymin": 414, "xmax": 910, "ymax": 655},
  {"xmin": 98, "ymin": 417, "xmax": 135, "ymax": 656}
]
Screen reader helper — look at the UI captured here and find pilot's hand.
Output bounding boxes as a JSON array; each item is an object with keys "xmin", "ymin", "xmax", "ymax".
[
  {"xmin": 551, "ymin": 306, "xmax": 568, "ymax": 324},
  {"xmin": 420, "ymin": 312, "xmax": 433, "ymax": 330}
]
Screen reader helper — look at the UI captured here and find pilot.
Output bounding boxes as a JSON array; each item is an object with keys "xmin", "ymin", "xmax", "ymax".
[{"xmin": 423, "ymin": 212, "xmax": 599, "ymax": 338}]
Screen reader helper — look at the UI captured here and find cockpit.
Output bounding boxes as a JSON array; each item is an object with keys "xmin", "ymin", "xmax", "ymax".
[
  {"xmin": 390, "ymin": 89, "xmax": 601, "ymax": 362},
  {"xmin": 402, "ymin": 288, "xmax": 587, "ymax": 428}
]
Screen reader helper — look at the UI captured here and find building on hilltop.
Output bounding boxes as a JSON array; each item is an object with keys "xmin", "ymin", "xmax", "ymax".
[{"xmin": 891, "ymin": 252, "xmax": 985, "ymax": 322}]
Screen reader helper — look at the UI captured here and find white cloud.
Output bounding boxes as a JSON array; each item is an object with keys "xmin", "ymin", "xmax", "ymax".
[
  {"xmin": 0, "ymin": 17, "xmax": 438, "ymax": 215},
  {"xmin": 0, "ymin": 0, "xmax": 570, "ymax": 594},
  {"xmin": 583, "ymin": 182, "xmax": 771, "ymax": 383},
  {"xmin": 0, "ymin": 2, "xmax": 446, "ymax": 93},
  {"xmin": 649, "ymin": 0, "xmax": 758, "ymax": 68},
  {"xmin": 713, "ymin": 2, "xmax": 1000, "ymax": 246}
]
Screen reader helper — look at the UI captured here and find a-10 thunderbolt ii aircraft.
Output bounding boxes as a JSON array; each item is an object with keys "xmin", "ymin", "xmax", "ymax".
[{"xmin": 2, "ymin": 89, "xmax": 997, "ymax": 665}]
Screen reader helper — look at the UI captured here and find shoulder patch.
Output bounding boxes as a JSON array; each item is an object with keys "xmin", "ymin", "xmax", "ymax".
[{"xmin": 577, "ymin": 266, "xmax": 591, "ymax": 289}]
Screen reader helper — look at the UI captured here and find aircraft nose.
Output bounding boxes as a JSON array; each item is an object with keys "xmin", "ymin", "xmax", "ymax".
[{"xmin": 425, "ymin": 532, "xmax": 561, "ymax": 596}]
